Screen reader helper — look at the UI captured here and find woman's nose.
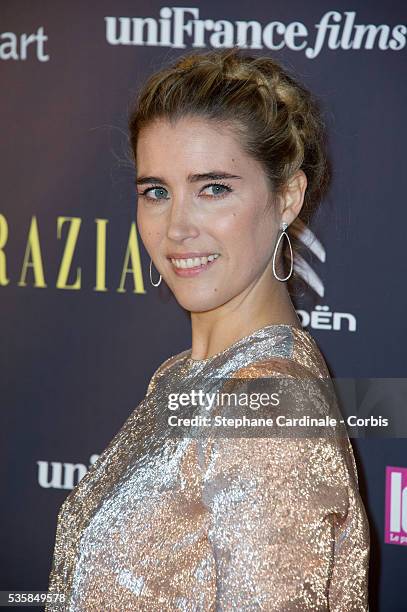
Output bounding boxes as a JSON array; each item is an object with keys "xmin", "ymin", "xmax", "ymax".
[{"xmin": 166, "ymin": 198, "xmax": 199, "ymax": 242}]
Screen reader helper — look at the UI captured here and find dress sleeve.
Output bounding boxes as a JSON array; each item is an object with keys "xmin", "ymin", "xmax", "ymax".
[{"xmin": 197, "ymin": 358, "xmax": 370, "ymax": 611}]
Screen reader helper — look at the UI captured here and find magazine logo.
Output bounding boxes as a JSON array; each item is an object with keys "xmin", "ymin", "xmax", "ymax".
[
  {"xmin": 0, "ymin": 213, "xmax": 147, "ymax": 294},
  {"xmin": 37, "ymin": 454, "xmax": 99, "ymax": 490},
  {"xmin": 0, "ymin": 27, "xmax": 49, "ymax": 61},
  {"xmin": 385, "ymin": 466, "xmax": 407, "ymax": 546},
  {"xmin": 105, "ymin": 8, "xmax": 406, "ymax": 58}
]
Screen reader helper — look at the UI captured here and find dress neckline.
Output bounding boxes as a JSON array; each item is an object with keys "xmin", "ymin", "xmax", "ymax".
[{"xmin": 185, "ymin": 323, "xmax": 313, "ymax": 366}]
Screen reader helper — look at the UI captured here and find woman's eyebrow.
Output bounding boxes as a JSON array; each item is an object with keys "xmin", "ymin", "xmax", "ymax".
[{"xmin": 136, "ymin": 171, "xmax": 242, "ymax": 185}]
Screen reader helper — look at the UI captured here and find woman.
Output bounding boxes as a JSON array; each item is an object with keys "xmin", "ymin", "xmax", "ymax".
[{"xmin": 46, "ymin": 47, "xmax": 370, "ymax": 610}]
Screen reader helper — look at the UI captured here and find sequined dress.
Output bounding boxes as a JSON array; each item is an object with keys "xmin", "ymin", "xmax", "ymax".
[{"xmin": 46, "ymin": 324, "xmax": 370, "ymax": 611}]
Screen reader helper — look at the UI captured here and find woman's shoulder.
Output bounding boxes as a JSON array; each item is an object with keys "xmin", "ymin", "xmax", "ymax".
[
  {"xmin": 235, "ymin": 326, "xmax": 330, "ymax": 380},
  {"xmin": 146, "ymin": 348, "xmax": 190, "ymax": 396}
]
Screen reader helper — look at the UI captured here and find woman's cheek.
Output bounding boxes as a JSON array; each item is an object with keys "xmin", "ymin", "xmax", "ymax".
[{"xmin": 138, "ymin": 218, "xmax": 163, "ymax": 249}]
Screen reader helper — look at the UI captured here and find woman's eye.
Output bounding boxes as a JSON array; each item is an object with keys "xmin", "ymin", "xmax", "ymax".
[
  {"xmin": 139, "ymin": 186, "xmax": 169, "ymax": 201},
  {"xmin": 201, "ymin": 183, "xmax": 232, "ymax": 198}
]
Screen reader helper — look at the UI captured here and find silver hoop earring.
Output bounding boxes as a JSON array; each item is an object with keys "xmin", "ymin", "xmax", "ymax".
[
  {"xmin": 272, "ymin": 221, "xmax": 293, "ymax": 282},
  {"xmin": 149, "ymin": 258, "xmax": 162, "ymax": 287}
]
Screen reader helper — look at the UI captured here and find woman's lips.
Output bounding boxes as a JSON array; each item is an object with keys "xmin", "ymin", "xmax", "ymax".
[{"xmin": 169, "ymin": 256, "xmax": 220, "ymax": 277}]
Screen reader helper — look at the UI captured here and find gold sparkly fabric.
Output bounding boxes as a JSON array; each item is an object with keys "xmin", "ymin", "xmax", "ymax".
[{"xmin": 46, "ymin": 324, "xmax": 370, "ymax": 611}]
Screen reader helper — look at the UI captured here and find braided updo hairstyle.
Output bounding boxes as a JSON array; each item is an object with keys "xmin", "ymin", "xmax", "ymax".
[{"xmin": 128, "ymin": 47, "xmax": 330, "ymax": 297}]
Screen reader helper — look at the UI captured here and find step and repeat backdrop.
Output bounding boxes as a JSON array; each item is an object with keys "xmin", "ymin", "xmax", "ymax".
[{"xmin": 1, "ymin": 1, "xmax": 406, "ymax": 610}]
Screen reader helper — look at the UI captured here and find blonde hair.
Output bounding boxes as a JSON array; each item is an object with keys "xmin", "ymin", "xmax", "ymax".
[{"xmin": 128, "ymin": 47, "xmax": 330, "ymax": 296}]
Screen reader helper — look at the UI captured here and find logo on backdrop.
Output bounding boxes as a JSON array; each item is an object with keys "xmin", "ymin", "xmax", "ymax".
[
  {"xmin": 385, "ymin": 466, "xmax": 407, "ymax": 546},
  {"xmin": 37, "ymin": 455, "xmax": 100, "ymax": 490},
  {"xmin": 296, "ymin": 305, "xmax": 356, "ymax": 332},
  {"xmin": 0, "ymin": 27, "xmax": 49, "ymax": 61},
  {"xmin": 0, "ymin": 214, "xmax": 147, "ymax": 295},
  {"xmin": 105, "ymin": 9, "xmax": 406, "ymax": 57},
  {"xmin": 293, "ymin": 218, "xmax": 357, "ymax": 332}
]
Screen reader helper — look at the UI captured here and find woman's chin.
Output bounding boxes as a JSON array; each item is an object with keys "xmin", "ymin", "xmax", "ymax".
[{"xmin": 171, "ymin": 291, "xmax": 223, "ymax": 314}]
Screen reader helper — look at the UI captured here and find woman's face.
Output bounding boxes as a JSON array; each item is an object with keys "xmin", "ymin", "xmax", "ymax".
[{"xmin": 136, "ymin": 116, "xmax": 281, "ymax": 313}]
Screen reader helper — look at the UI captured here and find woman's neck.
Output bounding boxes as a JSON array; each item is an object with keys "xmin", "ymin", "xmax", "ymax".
[{"xmin": 189, "ymin": 286, "xmax": 301, "ymax": 361}]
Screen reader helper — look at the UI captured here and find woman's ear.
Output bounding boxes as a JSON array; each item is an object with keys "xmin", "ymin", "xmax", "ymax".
[{"xmin": 279, "ymin": 170, "xmax": 307, "ymax": 224}]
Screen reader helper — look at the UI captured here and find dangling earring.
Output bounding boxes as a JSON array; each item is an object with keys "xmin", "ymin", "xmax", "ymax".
[
  {"xmin": 272, "ymin": 221, "xmax": 293, "ymax": 282},
  {"xmin": 149, "ymin": 258, "xmax": 162, "ymax": 287}
]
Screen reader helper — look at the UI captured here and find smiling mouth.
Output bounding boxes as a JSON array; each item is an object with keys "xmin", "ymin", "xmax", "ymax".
[{"xmin": 169, "ymin": 254, "xmax": 220, "ymax": 269}]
